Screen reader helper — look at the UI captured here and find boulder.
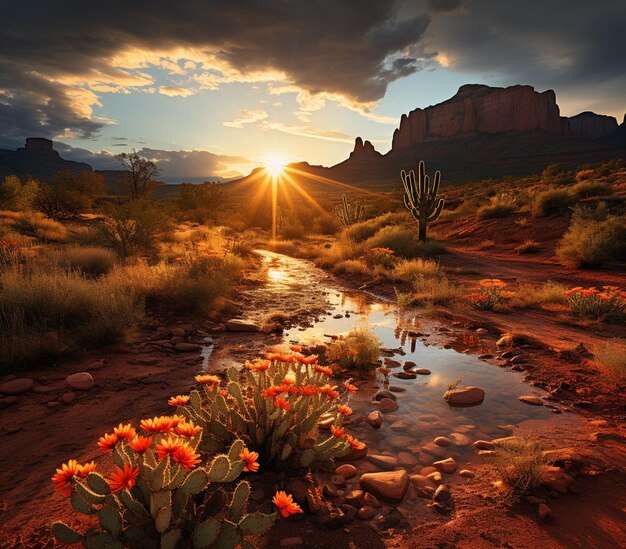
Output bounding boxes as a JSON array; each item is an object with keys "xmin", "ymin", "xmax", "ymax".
[
  {"xmin": 541, "ymin": 467, "xmax": 574, "ymax": 494},
  {"xmin": 0, "ymin": 378, "xmax": 34, "ymax": 395},
  {"xmin": 66, "ymin": 372, "xmax": 94, "ymax": 391},
  {"xmin": 444, "ymin": 386, "xmax": 485, "ymax": 406},
  {"xmin": 379, "ymin": 398, "xmax": 399, "ymax": 412},
  {"xmin": 366, "ymin": 411, "xmax": 383, "ymax": 429},
  {"xmin": 359, "ymin": 470, "xmax": 409, "ymax": 503},
  {"xmin": 225, "ymin": 319, "xmax": 260, "ymax": 332}
]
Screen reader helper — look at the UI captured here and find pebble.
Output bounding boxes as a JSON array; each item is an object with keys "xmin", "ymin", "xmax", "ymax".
[
  {"xmin": 538, "ymin": 503, "xmax": 554, "ymax": 522},
  {"xmin": 359, "ymin": 470, "xmax": 409, "ymax": 502},
  {"xmin": 433, "ymin": 457, "xmax": 458, "ymax": 474},
  {"xmin": 519, "ymin": 395, "xmax": 543, "ymax": 406},
  {"xmin": 366, "ymin": 411, "xmax": 383, "ymax": 429},
  {"xmin": 434, "ymin": 436, "xmax": 452, "ymax": 447},
  {"xmin": 174, "ymin": 342, "xmax": 201, "ymax": 352},
  {"xmin": 368, "ymin": 454, "xmax": 398, "ymax": 469},
  {"xmin": 379, "ymin": 398, "xmax": 399, "ymax": 412},
  {"xmin": 363, "ymin": 493, "xmax": 381, "ymax": 508},
  {"xmin": 433, "ymin": 484, "xmax": 451, "ymax": 503},
  {"xmin": 0, "ymin": 378, "xmax": 34, "ymax": 395},
  {"xmin": 357, "ymin": 506, "xmax": 376, "ymax": 520},
  {"xmin": 66, "ymin": 372, "xmax": 94, "ymax": 391},
  {"xmin": 459, "ymin": 469, "xmax": 475, "ymax": 478},
  {"xmin": 443, "ymin": 386, "xmax": 485, "ymax": 406},
  {"xmin": 60, "ymin": 392, "xmax": 75, "ymax": 404},
  {"xmin": 335, "ymin": 464, "xmax": 357, "ymax": 479},
  {"xmin": 373, "ymin": 390, "xmax": 396, "ymax": 401},
  {"xmin": 414, "ymin": 368, "xmax": 431, "ymax": 375}
]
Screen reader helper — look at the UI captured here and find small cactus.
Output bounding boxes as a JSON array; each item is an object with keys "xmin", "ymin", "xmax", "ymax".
[
  {"xmin": 401, "ymin": 160, "xmax": 445, "ymax": 242},
  {"xmin": 334, "ymin": 194, "xmax": 364, "ymax": 226}
]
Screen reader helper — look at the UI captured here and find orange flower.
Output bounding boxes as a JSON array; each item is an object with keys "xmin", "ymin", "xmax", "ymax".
[
  {"xmin": 240, "ymin": 448, "xmax": 260, "ymax": 473},
  {"xmin": 320, "ymin": 385, "xmax": 339, "ymax": 399},
  {"xmin": 140, "ymin": 415, "xmax": 178, "ymax": 433},
  {"xmin": 343, "ymin": 380, "xmax": 358, "ymax": 393},
  {"xmin": 330, "ymin": 425, "xmax": 346, "ymax": 438},
  {"xmin": 168, "ymin": 394, "xmax": 190, "ymax": 406},
  {"xmin": 378, "ymin": 367, "xmax": 390, "ymax": 376},
  {"xmin": 113, "ymin": 423, "xmax": 136, "ymax": 441},
  {"xmin": 172, "ymin": 443, "xmax": 201, "ymax": 471},
  {"xmin": 52, "ymin": 459, "xmax": 80, "ymax": 497},
  {"xmin": 314, "ymin": 365, "xmax": 333, "ymax": 376},
  {"xmin": 299, "ymin": 385, "xmax": 319, "ymax": 396},
  {"xmin": 76, "ymin": 461, "xmax": 96, "ymax": 478},
  {"xmin": 289, "ymin": 344, "xmax": 302, "ymax": 353},
  {"xmin": 279, "ymin": 353, "xmax": 295, "ymax": 363},
  {"xmin": 129, "ymin": 435, "xmax": 153, "ymax": 453},
  {"xmin": 273, "ymin": 491, "xmax": 303, "ymax": 518},
  {"xmin": 195, "ymin": 374, "xmax": 221, "ymax": 385},
  {"xmin": 337, "ymin": 405, "xmax": 352, "ymax": 416},
  {"xmin": 274, "ymin": 396, "xmax": 291, "ymax": 411},
  {"xmin": 262, "ymin": 385, "xmax": 282, "ymax": 398},
  {"xmin": 265, "ymin": 352, "xmax": 282, "ymax": 361},
  {"xmin": 219, "ymin": 389, "xmax": 229, "ymax": 398},
  {"xmin": 176, "ymin": 419, "xmax": 202, "ymax": 437},
  {"xmin": 479, "ymin": 278, "xmax": 506, "ymax": 288},
  {"xmin": 299, "ymin": 354, "xmax": 318, "ymax": 365},
  {"xmin": 346, "ymin": 435, "xmax": 365, "ymax": 450},
  {"xmin": 98, "ymin": 432, "xmax": 119, "ymax": 451},
  {"xmin": 107, "ymin": 463, "xmax": 139, "ymax": 493},
  {"xmin": 155, "ymin": 435, "xmax": 185, "ymax": 460},
  {"xmin": 346, "ymin": 349, "xmax": 358, "ymax": 357}
]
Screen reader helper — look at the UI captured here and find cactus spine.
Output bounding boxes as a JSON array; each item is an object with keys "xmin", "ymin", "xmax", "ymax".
[
  {"xmin": 334, "ymin": 194, "xmax": 364, "ymax": 226},
  {"xmin": 401, "ymin": 160, "xmax": 444, "ymax": 242}
]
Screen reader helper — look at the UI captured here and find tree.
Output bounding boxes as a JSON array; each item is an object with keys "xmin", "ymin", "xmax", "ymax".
[
  {"xmin": 53, "ymin": 169, "xmax": 106, "ymax": 197},
  {"xmin": 33, "ymin": 183, "xmax": 90, "ymax": 219},
  {"xmin": 0, "ymin": 175, "xmax": 39, "ymax": 210},
  {"xmin": 115, "ymin": 151, "xmax": 159, "ymax": 200},
  {"xmin": 177, "ymin": 182, "xmax": 226, "ymax": 223}
]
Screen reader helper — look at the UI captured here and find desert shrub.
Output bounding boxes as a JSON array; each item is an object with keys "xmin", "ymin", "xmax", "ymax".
[
  {"xmin": 10, "ymin": 211, "xmax": 68, "ymax": 242},
  {"xmin": 556, "ymin": 204, "xmax": 626, "ymax": 267},
  {"xmin": 540, "ymin": 164, "xmax": 572, "ymax": 186},
  {"xmin": 411, "ymin": 275, "xmax": 460, "ymax": 306},
  {"xmin": 0, "ymin": 175, "xmax": 39, "ymax": 211},
  {"xmin": 180, "ymin": 352, "xmax": 363, "ymax": 470},
  {"xmin": 362, "ymin": 247, "xmax": 397, "ymax": 270},
  {"xmin": 0, "ymin": 265, "xmax": 141, "ymax": 366},
  {"xmin": 514, "ymin": 240, "xmax": 541, "ymax": 254},
  {"xmin": 564, "ymin": 286, "xmax": 625, "ymax": 322},
  {"xmin": 575, "ymin": 169, "xmax": 595, "ymax": 182},
  {"xmin": 531, "ymin": 187, "xmax": 573, "ymax": 217},
  {"xmin": 594, "ymin": 339, "xmax": 626, "ymax": 379},
  {"xmin": 315, "ymin": 239, "xmax": 362, "ymax": 268},
  {"xmin": 477, "ymin": 239, "xmax": 495, "ymax": 250},
  {"xmin": 389, "ymin": 258, "xmax": 441, "ymax": 283},
  {"xmin": 333, "ymin": 259, "xmax": 371, "ymax": 276},
  {"xmin": 477, "ymin": 195, "xmax": 517, "ymax": 219},
  {"xmin": 466, "ymin": 279, "xmax": 508, "ymax": 311},
  {"xmin": 490, "ymin": 438, "xmax": 551, "ymax": 500},
  {"xmin": 342, "ymin": 212, "xmax": 405, "ymax": 243},
  {"xmin": 326, "ymin": 327, "xmax": 382, "ymax": 370},
  {"xmin": 510, "ymin": 282, "xmax": 566, "ymax": 308},
  {"xmin": 54, "ymin": 246, "xmax": 117, "ymax": 277},
  {"xmin": 571, "ymin": 179, "xmax": 613, "ymax": 198},
  {"xmin": 281, "ymin": 218, "xmax": 307, "ymax": 240},
  {"xmin": 100, "ymin": 202, "xmax": 171, "ymax": 256},
  {"xmin": 310, "ymin": 213, "xmax": 339, "ymax": 235},
  {"xmin": 364, "ymin": 225, "xmax": 444, "ymax": 258}
]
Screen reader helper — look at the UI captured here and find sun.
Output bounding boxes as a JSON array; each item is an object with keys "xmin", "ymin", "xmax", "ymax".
[{"xmin": 264, "ymin": 156, "xmax": 287, "ymax": 177}]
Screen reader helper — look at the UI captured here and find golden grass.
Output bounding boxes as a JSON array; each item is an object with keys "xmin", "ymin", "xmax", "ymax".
[
  {"xmin": 333, "ymin": 259, "xmax": 371, "ymax": 276},
  {"xmin": 411, "ymin": 274, "xmax": 461, "ymax": 306},
  {"xmin": 53, "ymin": 246, "xmax": 117, "ymax": 276},
  {"xmin": 389, "ymin": 258, "xmax": 441, "ymax": 283},
  {"xmin": 594, "ymin": 339, "xmax": 626, "ymax": 379},
  {"xmin": 509, "ymin": 282, "xmax": 567, "ymax": 309},
  {"xmin": 514, "ymin": 239, "xmax": 542, "ymax": 254},
  {"xmin": 326, "ymin": 327, "xmax": 382, "ymax": 370}
]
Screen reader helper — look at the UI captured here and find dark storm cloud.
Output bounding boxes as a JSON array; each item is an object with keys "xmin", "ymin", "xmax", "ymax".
[
  {"xmin": 0, "ymin": 0, "xmax": 431, "ymax": 145},
  {"xmin": 425, "ymin": 0, "xmax": 626, "ymax": 115},
  {"xmin": 426, "ymin": 0, "xmax": 465, "ymax": 13}
]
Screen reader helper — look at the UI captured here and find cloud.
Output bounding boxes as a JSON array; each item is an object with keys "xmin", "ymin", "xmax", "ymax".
[
  {"xmin": 54, "ymin": 142, "xmax": 252, "ymax": 181},
  {"xmin": 0, "ymin": 1, "xmax": 432, "ymax": 145},
  {"xmin": 223, "ymin": 109, "xmax": 269, "ymax": 128},
  {"xmin": 158, "ymin": 86, "xmax": 195, "ymax": 97},
  {"xmin": 259, "ymin": 121, "xmax": 355, "ymax": 144}
]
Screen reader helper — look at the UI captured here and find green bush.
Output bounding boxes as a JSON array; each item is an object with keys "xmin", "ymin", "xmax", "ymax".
[
  {"xmin": 571, "ymin": 179, "xmax": 613, "ymax": 199},
  {"xmin": 326, "ymin": 327, "xmax": 381, "ymax": 370},
  {"xmin": 364, "ymin": 225, "xmax": 444, "ymax": 258},
  {"xmin": 556, "ymin": 204, "xmax": 626, "ymax": 267},
  {"xmin": 531, "ymin": 187, "xmax": 573, "ymax": 217},
  {"xmin": 342, "ymin": 212, "xmax": 405, "ymax": 243}
]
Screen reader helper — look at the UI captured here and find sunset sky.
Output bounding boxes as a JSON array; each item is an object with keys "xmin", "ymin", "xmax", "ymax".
[{"xmin": 2, "ymin": 0, "xmax": 624, "ymax": 181}]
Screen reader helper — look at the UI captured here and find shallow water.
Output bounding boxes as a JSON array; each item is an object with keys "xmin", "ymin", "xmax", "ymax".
[{"xmin": 255, "ymin": 250, "xmax": 580, "ymax": 473}]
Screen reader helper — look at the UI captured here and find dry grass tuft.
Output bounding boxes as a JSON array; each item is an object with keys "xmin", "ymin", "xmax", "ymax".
[
  {"xmin": 594, "ymin": 339, "xmax": 626, "ymax": 379},
  {"xmin": 389, "ymin": 258, "xmax": 441, "ymax": 283},
  {"xmin": 412, "ymin": 275, "xmax": 461, "ymax": 306},
  {"xmin": 54, "ymin": 246, "xmax": 117, "ymax": 277},
  {"xmin": 514, "ymin": 240, "xmax": 542, "ymax": 254}
]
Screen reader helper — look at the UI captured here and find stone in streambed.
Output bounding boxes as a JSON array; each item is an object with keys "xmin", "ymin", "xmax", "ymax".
[
  {"xmin": 434, "ymin": 436, "xmax": 452, "ymax": 447},
  {"xmin": 443, "ymin": 386, "xmax": 484, "ymax": 406},
  {"xmin": 373, "ymin": 390, "xmax": 396, "ymax": 401},
  {"xmin": 519, "ymin": 395, "xmax": 543, "ymax": 406},
  {"xmin": 473, "ymin": 440, "xmax": 494, "ymax": 450},
  {"xmin": 414, "ymin": 368, "xmax": 431, "ymax": 375},
  {"xmin": 0, "ymin": 378, "xmax": 34, "ymax": 395},
  {"xmin": 379, "ymin": 398, "xmax": 399, "ymax": 412},
  {"xmin": 66, "ymin": 372, "xmax": 94, "ymax": 391},
  {"xmin": 225, "ymin": 319, "xmax": 260, "ymax": 332},
  {"xmin": 359, "ymin": 470, "xmax": 409, "ymax": 503},
  {"xmin": 433, "ymin": 457, "xmax": 458, "ymax": 474},
  {"xmin": 335, "ymin": 464, "xmax": 357, "ymax": 479},
  {"xmin": 174, "ymin": 342, "xmax": 201, "ymax": 352},
  {"xmin": 366, "ymin": 411, "xmax": 383, "ymax": 429},
  {"xmin": 410, "ymin": 475, "xmax": 438, "ymax": 498}
]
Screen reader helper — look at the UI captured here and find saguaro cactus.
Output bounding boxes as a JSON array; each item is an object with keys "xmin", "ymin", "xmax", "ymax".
[
  {"xmin": 401, "ymin": 160, "xmax": 444, "ymax": 242},
  {"xmin": 334, "ymin": 194, "xmax": 364, "ymax": 226}
]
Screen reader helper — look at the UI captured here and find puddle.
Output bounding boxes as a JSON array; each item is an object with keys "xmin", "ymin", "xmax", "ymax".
[{"xmin": 249, "ymin": 251, "xmax": 581, "ymax": 477}]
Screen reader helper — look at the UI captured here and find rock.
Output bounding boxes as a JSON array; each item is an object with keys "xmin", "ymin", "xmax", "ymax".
[
  {"xmin": 434, "ymin": 436, "xmax": 452, "ymax": 447},
  {"xmin": 338, "ymin": 444, "xmax": 368, "ymax": 461},
  {"xmin": 421, "ymin": 442, "xmax": 446, "ymax": 458},
  {"xmin": 322, "ymin": 484, "xmax": 338, "ymax": 498},
  {"xmin": 433, "ymin": 457, "xmax": 458, "ymax": 474},
  {"xmin": 414, "ymin": 368, "xmax": 431, "ymax": 375},
  {"xmin": 475, "ymin": 328, "xmax": 489, "ymax": 335},
  {"xmin": 420, "ymin": 466, "xmax": 437, "ymax": 476},
  {"xmin": 389, "ymin": 420, "xmax": 410, "ymax": 431},
  {"xmin": 340, "ymin": 504, "xmax": 358, "ymax": 521},
  {"xmin": 448, "ymin": 432, "xmax": 471, "ymax": 446},
  {"xmin": 360, "ymin": 470, "xmax": 409, "ymax": 503},
  {"xmin": 433, "ymin": 484, "xmax": 451, "ymax": 503},
  {"xmin": 335, "ymin": 464, "xmax": 357, "ymax": 479},
  {"xmin": 432, "ymin": 502, "xmax": 451, "ymax": 515},
  {"xmin": 369, "ymin": 454, "xmax": 398, "ymax": 469},
  {"xmin": 384, "ymin": 358, "xmax": 401, "ymax": 368},
  {"xmin": 388, "ymin": 436, "xmax": 414, "ymax": 450},
  {"xmin": 541, "ymin": 467, "xmax": 575, "ymax": 494},
  {"xmin": 427, "ymin": 471, "xmax": 443, "ymax": 484},
  {"xmin": 357, "ymin": 506, "xmax": 376, "ymax": 520},
  {"xmin": 379, "ymin": 398, "xmax": 399, "ymax": 412},
  {"xmin": 519, "ymin": 395, "xmax": 543, "ymax": 406},
  {"xmin": 66, "ymin": 372, "xmax": 94, "ymax": 391},
  {"xmin": 225, "ymin": 319, "xmax": 260, "ymax": 332},
  {"xmin": 496, "ymin": 335, "xmax": 513, "ymax": 347},
  {"xmin": 0, "ymin": 378, "xmax": 34, "ymax": 395},
  {"xmin": 393, "ymin": 371, "xmax": 416, "ymax": 380},
  {"xmin": 459, "ymin": 469, "xmax": 475, "ymax": 478},
  {"xmin": 174, "ymin": 342, "xmax": 201, "ymax": 352},
  {"xmin": 363, "ymin": 493, "xmax": 381, "ymax": 508},
  {"xmin": 402, "ymin": 361, "xmax": 417, "ymax": 370},
  {"xmin": 345, "ymin": 490, "xmax": 364, "ymax": 506},
  {"xmin": 366, "ymin": 411, "xmax": 383, "ymax": 429},
  {"xmin": 537, "ymin": 503, "xmax": 554, "ymax": 522},
  {"xmin": 373, "ymin": 390, "xmax": 396, "ymax": 401},
  {"xmin": 60, "ymin": 392, "xmax": 75, "ymax": 404},
  {"xmin": 443, "ymin": 386, "xmax": 485, "ymax": 406},
  {"xmin": 510, "ymin": 355, "xmax": 527, "ymax": 364},
  {"xmin": 410, "ymin": 475, "xmax": 438, "ymax": 498},
  {"xmin": 170, "ymin": 327, "xmax": 186, "ymax": 337},
  {"xmin": 280, "ymin": 537, "xmax": 304, "ymax": 547}
]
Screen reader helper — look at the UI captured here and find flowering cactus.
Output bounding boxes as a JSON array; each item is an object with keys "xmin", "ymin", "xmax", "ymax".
[
  {"xmin": 51, "ymin": 418, "xmax": 276, "ymax": 548},
  {"xmin": 564, "ymin": 285, "xmax": 626, "ymax": 322},
  {"xmin": 178, "ymin": 348, "xmax": 363, "ymax": 470}
]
